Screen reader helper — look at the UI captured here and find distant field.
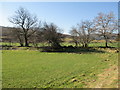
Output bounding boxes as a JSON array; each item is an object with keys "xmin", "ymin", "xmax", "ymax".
[
  {"xmin": 61, "ymin": 42, "xmax": 118, "ymax": 48},
  {"xmin": 0, "ymin": 41, "xmax": 118, "ymax": 48},
  {"xmin": 2, "ymin": 48, "xmax": 118, "ymax": 88}
]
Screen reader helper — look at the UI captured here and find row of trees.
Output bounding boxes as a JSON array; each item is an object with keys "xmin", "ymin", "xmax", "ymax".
[
  {"xmin": 70, "ymin": 12, "xmax": 117, "ymax": 47},
  {"xmin": 9, "ymin": 7, "xmax": 63, "ymax": 48},
  {"xmin": 8, "ymin": 7, "xmax": 117, "ymax": 48}
]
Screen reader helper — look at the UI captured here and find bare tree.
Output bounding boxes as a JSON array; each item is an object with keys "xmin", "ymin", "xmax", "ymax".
[
  {"xmin": 69, "ymin": 27, "xmax": 79, "ymax": 47},
  {"xmin": 7, "ymin": 27, "xmax": 24, "ymax": 46},
  {"xmin": 29, "ymin": 29, "xmax": 45, "ymax": 47},
  {"xmin": 12, "ymin": 28, "xmax": 24, "ymax": 46},
  {"xmin": 42, "ymin": 23, "xmax": 62, "ymax": 48},
  {"xmin": 94, "ymin": 12, "xmax": 117, "ymax": 47},
  {"xmin": 9, "ymin": 7, "xmax": 39, "ymax": 47},
  {"xmin": 72, "ymin": 20, "xmax": 95, "ymax": 47}
]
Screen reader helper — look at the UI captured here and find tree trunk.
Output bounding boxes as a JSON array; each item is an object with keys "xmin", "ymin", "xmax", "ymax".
[
  {"xmin": 52, "ymin": 42, "xmax": 61, "ymax": 49},
  {"xmin": 75, "ymin": 42, "xmax": 77, "ymax": 47},
  {"xmin": 25, "ymin": 35, "xmax": 29, "ymax": 47},
  {"xmin": 104, "ymin": 35, "xmax": 108, "ymax": 48},
  {"xmin": 82, "ymin": 43, "xmax": 88, "ymax": 48},
  {"xmin": 20, "ymin": 43, "xmax": 24, "ymax": 47},
  {"xmin": 105, "ymin": 39, "xmax": 108, "ymax": 48},
  {"xmin": 85, "ymin": 43, "xmax": 88, "ymax": 48},
  {"xmin": 19, "ymin": 39, "xmax": 24, "ymax": 47}
]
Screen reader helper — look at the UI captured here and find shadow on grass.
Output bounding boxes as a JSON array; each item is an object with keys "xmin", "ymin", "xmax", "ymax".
[
  {"xmin": 41, "ymin": 46, "xmax": 106, "ymax": 54},
  {"xmin": 98, "ymin": 46, "xmax": 117, "ymax": 48},
  {"xmin": 1, "ymin": 45, "xmax": 33, "ymax": 50},
  {"xmin": 2, "ymin": 45, "xmax": 118, "ymax": 53}
]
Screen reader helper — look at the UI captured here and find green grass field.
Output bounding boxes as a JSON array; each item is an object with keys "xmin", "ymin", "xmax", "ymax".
[
  {"xmin": 1, "ymin": 41, "xmax": 118, "ymax": 48},
  {"xmin": 2, "ymin": 48, "xmax": 118, "ymax": 88}
]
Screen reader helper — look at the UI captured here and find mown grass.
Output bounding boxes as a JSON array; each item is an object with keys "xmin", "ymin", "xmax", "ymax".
[{"xmin": 2, "ymin": 48, "xmax": 118, "ymax": 88}]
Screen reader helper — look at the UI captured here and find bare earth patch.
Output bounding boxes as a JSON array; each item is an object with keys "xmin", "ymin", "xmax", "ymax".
[{"xmin": 87, "ymin": 65, "xmax": 118, "ymax": 88}]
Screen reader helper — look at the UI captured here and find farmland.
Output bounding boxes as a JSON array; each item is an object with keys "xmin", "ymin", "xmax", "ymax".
[
  {"xmin": 2, "ymin": 48, "xmax": 118, "ymax": 88},
  {"xmin": 1, "ymin": 3, "xmax": 119, "ymax": 88},
  {"xmin": 1, "ymin": 41, "xmax": 118, "ymax": 48}
]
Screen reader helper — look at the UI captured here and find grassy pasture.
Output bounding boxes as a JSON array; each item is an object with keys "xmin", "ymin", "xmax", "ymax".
[
  {"xmin": 2, "ymin": 48, "xmax": 118, "ymax": 88},
  {"xmin": 1, "ymin": 41, "xmax": 118, "ymax": 48}
]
